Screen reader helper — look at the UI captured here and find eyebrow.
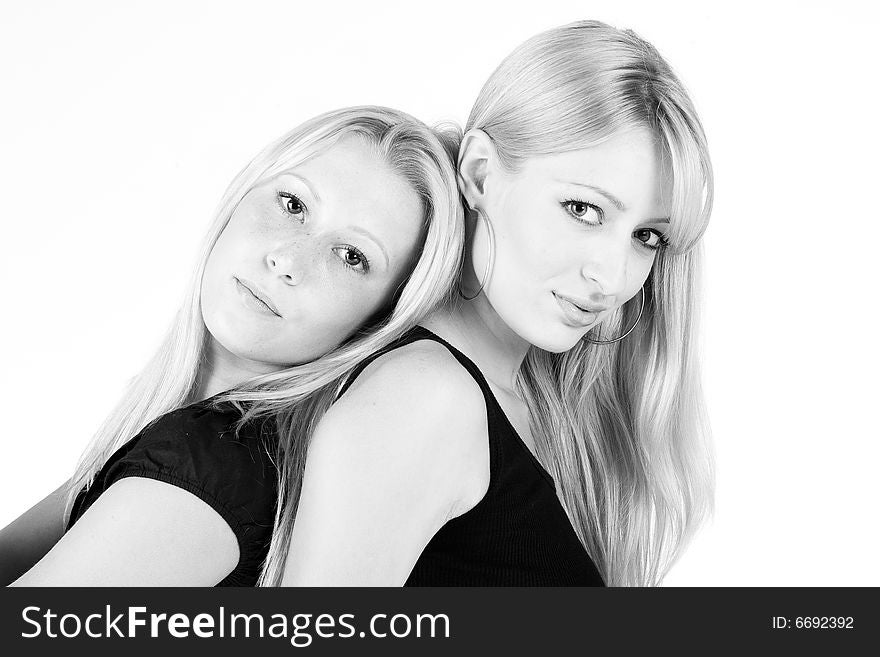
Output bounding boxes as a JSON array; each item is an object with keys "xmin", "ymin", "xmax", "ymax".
[
  {"xmin": 557, "ymin": 180, "xmax": 627, "ymax": 211},
  {"xmin": 349, "ymin": 226, "xmax": 389, "ymax": 269},
  {"xmin": 558, "ymin": 180, "xmax": 670, "ymax": 224},
  {"xmin": 286, "ymin": 173, "xmax": 322, "ymax": 204}
]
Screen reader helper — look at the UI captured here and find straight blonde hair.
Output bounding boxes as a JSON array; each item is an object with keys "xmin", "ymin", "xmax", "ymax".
[
  {"xmin": 65, "ymin": 106, "xmax": 465, "ymax": 586},
  {"xmin": 467, "ymin": 20, "xmax": 714, "ymax": 586}
]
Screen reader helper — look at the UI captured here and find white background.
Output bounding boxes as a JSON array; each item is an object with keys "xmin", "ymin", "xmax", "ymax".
[{"xmin": 1, "ymin": 0, "xmax": 877, "ymax": 586}]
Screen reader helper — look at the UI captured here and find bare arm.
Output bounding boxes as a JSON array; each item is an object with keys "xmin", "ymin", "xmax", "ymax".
[
  {"xmin": 281, "ymin": 342, "xmax": 489, "ymax": 586},
  {"xmin": 0, "ymin": 481, "xmax": 70, "ymax": 586},
  {"xmin": 10, "ymin": 477, "xmax": 239, "ymax": 586}
]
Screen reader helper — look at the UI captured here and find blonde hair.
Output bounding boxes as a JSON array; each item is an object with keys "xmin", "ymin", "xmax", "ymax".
[
  {"xmin": 467, "ymin": 21, "xmax": 714, "ymax": 585},
  {"xmin": 65, "ymin": 106, "xmax": 465, "ymax": 586}
]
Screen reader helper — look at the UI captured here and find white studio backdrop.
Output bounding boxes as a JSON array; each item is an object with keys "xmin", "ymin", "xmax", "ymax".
[{"xmin": 1, "ymin": 0, "xmax": 877, "ymax": 586}]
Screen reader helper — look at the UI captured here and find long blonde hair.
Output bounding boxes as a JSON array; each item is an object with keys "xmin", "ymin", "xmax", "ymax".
[
  {"xmin": 65, "ymin": 106, "xmax": 465, "ymax": 586},
  {"xmin": 467, "ymin": 21, "xmax": 714, "ymax": 585}
]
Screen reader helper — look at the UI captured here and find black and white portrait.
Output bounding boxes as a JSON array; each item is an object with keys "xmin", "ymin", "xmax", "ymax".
[{"xmin": 0, "ymin": 0, "xmax": 876, "ymax": 595}]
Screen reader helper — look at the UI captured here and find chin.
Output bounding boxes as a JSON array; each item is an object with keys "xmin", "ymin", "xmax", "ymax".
[
  {"xmin": 516, "ymin": 323, "xmax": 585, "ymax": 354},
  {"xmin": 203, "ymin": 316, "xmax": 282, "ymax": 366},
  {"xmin": 539, "ymin": 337, "xmax": 583, "ymax": 354},
  {"xmin": 226, "ymin": 338, "xmax": 313, "ymax": 369}
]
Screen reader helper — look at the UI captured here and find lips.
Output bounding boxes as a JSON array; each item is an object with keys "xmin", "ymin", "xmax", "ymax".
[
  {"xmin": 553, "ymin": 291, "xmax": 611, "ymax": 314},
  {"xmin": 234, "ymin": 277, "xmax": 282, "ymax": 317},
  {"xmin": 553, "ymin": 292, "xmax": 603, "ymax": 328}
]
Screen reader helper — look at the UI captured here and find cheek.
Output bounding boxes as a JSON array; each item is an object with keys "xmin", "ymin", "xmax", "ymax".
[
  {"xmin": 202, "ymin": 224, "xmax": 251, "ymax": 295},
  {"xmin": 493, "ymin": 202, "xmax": 563, "ymax": 285},
  {"xmin": 310, "ymin": 273, "xmax": 359, "ymax": 321},
  {"xmin": 330, "ymin": 275, "xmax": 388, "ymax": 321},
  {"xmin": 288, "ymin": 269, "xmax": 388, "ymax": 342},
  {"xmin": 627, "ymin": 256, "xmax": 656, "ymax": 298},
  {"xmin": 201, "ymin": 238, "xmax": 231, "ymax": 307}
]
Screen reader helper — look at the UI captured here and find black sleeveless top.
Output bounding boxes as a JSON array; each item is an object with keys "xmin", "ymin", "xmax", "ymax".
[
  {"xmin": 337, "ymin": 325, "xmax": 605, "ymax": 586},
  {"xmin": 67, "ymin": 398, "xmax": 278, "ymax": 586}
]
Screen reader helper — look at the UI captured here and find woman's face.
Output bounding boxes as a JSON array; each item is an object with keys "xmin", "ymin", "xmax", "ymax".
[
  {"xmin": 201, "ymin": 134, "xmax": 424, "ymax": 367},
  {"xmin": 473, "ymin": 128, "xmax": 671, "ymax": 352}
]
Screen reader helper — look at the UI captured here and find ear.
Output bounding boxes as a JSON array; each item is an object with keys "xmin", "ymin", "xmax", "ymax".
[{"xmin": 457, "ymin": 129, "xmax": 496, "ymax": 211}]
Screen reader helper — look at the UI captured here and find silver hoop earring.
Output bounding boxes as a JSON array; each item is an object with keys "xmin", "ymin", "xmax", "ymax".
[
  {"xmin": 458, "ymin": 208, "xmax": 496, "ymax": 301},
  {"xmin": 584, "ymin": 287, "xmax": 646, "ymax": 345}
]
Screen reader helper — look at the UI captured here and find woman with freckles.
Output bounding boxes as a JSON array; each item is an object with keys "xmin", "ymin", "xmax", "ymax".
[
  {"xmin": 280, "ymin": 21, "xmax": 715, "ymax": 587},
  {"xmin": 1, "ymin": 106, "xmax": 464, "ymax": 586}
]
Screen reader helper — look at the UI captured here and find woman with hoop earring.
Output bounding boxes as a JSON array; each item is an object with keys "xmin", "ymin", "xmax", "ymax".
[{"xmin": 279, "ymin": 20, "xmax": 714, "ymax": 587}]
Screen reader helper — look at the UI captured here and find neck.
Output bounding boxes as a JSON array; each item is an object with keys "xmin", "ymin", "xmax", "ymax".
[
  {"xmin": 424, "ymin": 293, "xmax": 531, "ymax": 395},
  {"xmin": 191, "ymin": 337, "xmax": 285, "ymax": 403}
]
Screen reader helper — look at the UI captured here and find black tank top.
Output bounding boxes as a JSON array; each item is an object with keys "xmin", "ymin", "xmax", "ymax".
[
  {"xmin": 337, "ymin": 325, "xmax": 605, "ymax": 586},
  {"xmin": 67, "ymin": 399, "xmax": 277, "ymax": 586}
]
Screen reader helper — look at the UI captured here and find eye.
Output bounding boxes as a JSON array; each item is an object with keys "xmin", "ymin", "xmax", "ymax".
[
  {"xmin": 277, "ymin": 192, "xmax": 306, "ymax": 223},
  {"xmin": 562, "ymin": 199, "xmax": 604, "ymax": 225},
  {"xmin": 332, "ymin": 245, "xmax": 371, "ymax": 274},
  {"xmin": 634, "ymin": 228, "xmax": 670, "ymax": 251}
]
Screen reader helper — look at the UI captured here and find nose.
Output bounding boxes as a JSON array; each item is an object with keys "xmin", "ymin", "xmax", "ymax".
[
  {"xmin": 579, "ymin": 235, "xmax": 629, "ymax": 305},
  {"xmin": 266, "ymin": 250, "xmax": 303, "ymax": 286}
]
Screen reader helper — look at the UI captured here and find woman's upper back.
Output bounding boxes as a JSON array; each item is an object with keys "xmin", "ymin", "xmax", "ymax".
[{"xmin": 288, "ymin": 325, "xmax": 604, "ymax": 586}]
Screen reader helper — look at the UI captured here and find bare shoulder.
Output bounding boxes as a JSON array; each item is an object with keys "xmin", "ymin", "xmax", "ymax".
[
  {"xmin": 281, "ymin": 338, "xmax": 491, "ymax": 584},
  {"xmin": 342, "ymin": 337, "xmax": 485, "ymax": 415},
  {"xmin": 312, "ymin": 337, "xmax": 490, "ymax": 515}
]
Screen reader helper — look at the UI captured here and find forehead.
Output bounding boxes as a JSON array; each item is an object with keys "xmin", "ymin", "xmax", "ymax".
[
  {"xmin": 516, "ymin": 128, "xmax": 672, "ymax": 216},
  {"xmin": 293, "ymin": 133, "xmax": 424, "ymax": 250}
]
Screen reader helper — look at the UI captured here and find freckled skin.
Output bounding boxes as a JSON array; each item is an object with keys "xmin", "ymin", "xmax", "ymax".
[
  {"xmin": 200, "ymin": 135, "xmax": 424, "ymax": 368},
  {"xmin": 474, "ymin": 128, "xmax": 672, "ymax": 352}
]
